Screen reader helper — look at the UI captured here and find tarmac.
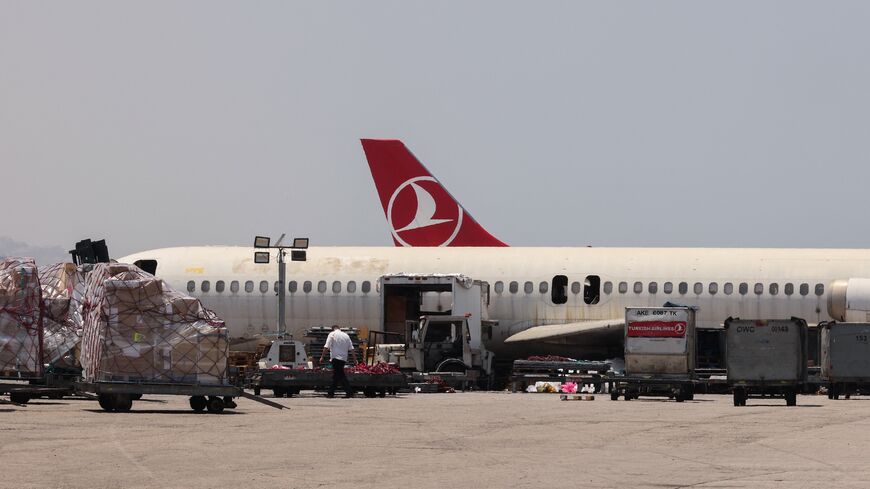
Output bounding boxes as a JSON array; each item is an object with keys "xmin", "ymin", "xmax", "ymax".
[{"xmin": 2, "ymin": 391, "xmax": 870, "ymax": 489}]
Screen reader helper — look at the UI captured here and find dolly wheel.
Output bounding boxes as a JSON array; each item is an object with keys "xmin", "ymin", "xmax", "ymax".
[
  {"xmin": 786, "ymin": 391, "xmax": 797, "ymax": 407},
  {"xmin": 189, "ymin": 396, "xmax": 207, "ymax": 412},
  {"xmin": 378, "ymin": 390, "xmax": 386, "ymax": 398},
  {"xmin": 206, "ymin": 396, "xmax": 225, "ymax": 413},
  {"xmin": 98, "ymin": 394, "xmax": 116, "ymax": 412},
  {"xmin": 611, "ymin": 391, "xmax": 619, "ymax": 401},
  {"xmin": 9, "ymin": 392, "xmax": 31, "ymax": 405},
  {"xmin": 114, "ymin": 395, "xmax": 133, "ymax": 413}
]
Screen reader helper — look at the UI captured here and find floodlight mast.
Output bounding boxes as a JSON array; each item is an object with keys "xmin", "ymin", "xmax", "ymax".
[{"xmin": 253, "ymin": 236, "xmax": 308, "ymax": 336}]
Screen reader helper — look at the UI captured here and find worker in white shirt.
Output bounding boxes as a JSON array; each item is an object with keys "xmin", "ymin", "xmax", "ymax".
[{"xmin": 319, "ymin": 325, "xmax": 358, "ymax": 398}]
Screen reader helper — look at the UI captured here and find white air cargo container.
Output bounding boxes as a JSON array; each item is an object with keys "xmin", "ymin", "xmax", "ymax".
[
  {"xmin": 625, "ymin": 307, "xmax": 696, "ymax": 377},
  {"xmin": 725, "ymin": 317, "xmax": 807, "ymax": 406},
  {"xmin": 613, "ymin": 307, "xmax": 696, "ymax": 402},
  {"xmin": 820, "ymin": 322, "xmax": 870, "ymax": 399}
]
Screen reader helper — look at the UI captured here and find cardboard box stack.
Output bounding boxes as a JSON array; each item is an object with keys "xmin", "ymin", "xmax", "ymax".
[
  {"xmin": 38, "ymin": 263, "xmax": 82, "ymax": 369},
  {"xmin": 0, "ymin": 258, "xmax": 43, "ymax": 378},
  {"xmin": 79, "ymin": 263, "xmax": 228, "ymax": 385}
]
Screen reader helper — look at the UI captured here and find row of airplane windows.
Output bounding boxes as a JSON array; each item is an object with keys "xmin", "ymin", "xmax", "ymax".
[{"xmin": 186, "ymin": 277, "xmax": 826, "ymax": 301}]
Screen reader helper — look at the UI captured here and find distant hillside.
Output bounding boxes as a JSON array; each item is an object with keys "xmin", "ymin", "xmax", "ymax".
[{"xmin": 0, "ymin": 237, "xmax": 68, "ymax": 265}]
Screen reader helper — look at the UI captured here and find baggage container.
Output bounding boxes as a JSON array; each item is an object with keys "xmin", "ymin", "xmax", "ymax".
[
  {"xmin": 820, "ymin": 322, "xmax": 870, "ymax": 399},
  {"xmin": 725, "ymin": 317, "xmax": 807, "ymax": 406},
  {"xmin": 613, "ymin": 307, "xmax": 696, "ymax": 402}
]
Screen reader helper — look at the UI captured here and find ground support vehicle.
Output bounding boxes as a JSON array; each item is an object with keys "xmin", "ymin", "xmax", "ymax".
[
  {"xmin": 0, "ymin": 380, "xmax": 75, "ymax": 405},
  {"xmin": 76, "ymin": 381, "xmax": 284, "ymax": 413},
  {"xmin": 726, "ymin": 317, "xmax": 808, "ymax": 407},
  {"xmin": 252, "ymin": 369, "xmax": 407, "ymax": 398},
  {"xmin": 509, "ymin": 359, "xmax": 610, "ymax": 393},
  {"xmin": 821, "ymin": 322, "xmax": 870, "ymax": 399},
  {"xmin": 372, "ymin": 274, "xmax": 496, "ymax": 386},
  {"xmin": 616, "ymin": 307, "xmax": 697, "ymax": 402},
  {"xmin": 609, "ymin": 376, "xmax": 696, "ymax": 402}
]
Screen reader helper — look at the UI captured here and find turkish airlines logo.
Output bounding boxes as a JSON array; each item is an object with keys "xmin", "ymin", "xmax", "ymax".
[{"xmin": 387, "ymin": 176, "xmax": 463, "ymax": 247}]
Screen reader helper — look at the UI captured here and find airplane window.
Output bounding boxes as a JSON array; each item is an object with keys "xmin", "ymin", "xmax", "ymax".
[
  {"xmin": 583, "ymin": 275, "xmax": 599, "ymax": 305},
  {"xmin": 539, "ymin": 281, "xmax": 548, "ymax": 294},
  {"xmin": 347, "ymin": 281, "xmax": 356, "ymax": 293},
  {"xmin": 571, "ymin": 282, "xmax": 581, "ymax": 294},
  {"xmin": 679, "ymin": 282, "xmax": 688, "ymax": 294},
  {"xmin": 769, "ymin": 283, "xmax": 779, "ymax": 295},
  {"xmin": 618, "ymin": 282, "xmax": 628, "ymax": 294},
  {"xmin": 709, "ymin": 282, "xmax": 718, "ymax": 295},
  {"xmin": 201, "ymin": 281, "xmax": 210, "ymax": 293},
  {"xmin": 524, "ymin": 281, "xmax": 533, "ymax": 294},
  {"xmin": 362, "ymin": 281, "xmax": 371, "ymax": 294},
  {"xmin": 187, "ymin": 281, "xmax": 195, "ymax": 293},
  {"xmin": 815, "ymin": 283, "xmax": 825, "ymax": 296},
  {"xmin": 754, "ymin": 283, "xmax": 763, "ymax": 295},
  {"xmin": 648, "ymin": 282, "xmax": 658, "ymax": 294},
  {"xmin": 663, "ymin": 282, "xmax": 673, "ymax": 294},
  {"xmin": 318, "ymin": 281, "xmax": 327, "ymax": 293},
  {"xmin": 216, "ymin": 280, "xmax": 225, "ymax": 293},
  {"xmin": 723, "ymin": 283, "xmax": 733, "ymax": 295},
  {"xmin": 289, "ymin": 281, "xmax": 298, "ymax": 293},
  {"xmin": 332, "ymin": 281, "xmax": 341, "ymax": 293},
  {"xmin": 245, "ymin": 281, "xmax": 254, "ymax": 293},
  {"xmin": 603, "ymin": 281, "xmax": 613, "ymax": 294},
  {"xmin": 509, "ymin": 281, "xmax": 519, "ymax": 294},
  {"xmin": 800, "ymin": 283, "xmax": 809, "ymax": 296},
  {"xmin": 784, "ymin": 283, "xmax": 793, "ymax": 296},
  {"xmin": 274, "ymin": 281, "xmax": 281, "ymax": 293},
  {"xmin": 693, "ymin": 282, "xmax": 703, "ymax": 295},
  {"xmin": 552, "ymin": 275, "xmax": 569, "ymax": 304},
  {"xmin": 259, "ymin": 281, "xmax": 269, "ymax": 293},
  {"xmin": 739, "ymin": 283, "xmax": 748, "ymax": 295},
  {"xmin": 230, "ymin": 281, "xmax": 239, "ymax": 293},
  {"xmin": 303, "ymin": 281, "xmax": 312, "ymax": 293},
  {"xmin": 633, "ymin": 282, "xmax": 643, "ymax": 294},
  {"xmin": 494, "ymin": 281, "xmax": 504, "ymax": 294}
]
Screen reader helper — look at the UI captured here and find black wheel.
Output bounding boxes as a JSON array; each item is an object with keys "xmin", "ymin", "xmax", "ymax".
[
  {"xmin": 733, "ymin": 389, "xmax": 745, "ymax": 407},
  {"xmin": 131, "ymin": 394, "xmax": 143, "ymax": 400},
  {"xmin": 364, "ymin": 387, "xmax": 376, "ymax": 398},
  {"xmin": 377, "ymin": 390, "xmax": 386, "ymax": 398},
  {"xmin": 98, "ymin": 394, "xmax": 115, "ymax": 412},
  {"xmin": 253, "ymin": 387, "xmax": 261, "ymax": 396},
  {"xmin": 786, "ymin": 391, "xmax": 797, "ymax": 407},
  {"xmin": 9, "ymin": 392, "xmax": 30, "ymax": 405},
  {"xmin": 114, "ymin": 395, "xmax": 133, "ymax": 413},
  {"xmin": 223, "ymin": 397, "xmax": 237, "ymax": 409},
  {"xmin": 611, "ymin": 391, "xmax": 619, "ymax": 401},
  {"xmin": 189, "ymin": 395, "xmax": 207, "ymax": 412},
  {"xmin": 272, "ymin": 388, "xmax": 284, "ymax": 398},
  {"xmin": 206, "ymin": 396, "xmax": 225, "ymax": 413}
]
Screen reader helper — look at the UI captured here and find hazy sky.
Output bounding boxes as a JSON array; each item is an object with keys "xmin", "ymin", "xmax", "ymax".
[{"xmin": 3, "ymin": 2, "xmax": 870, "ymax": 260}]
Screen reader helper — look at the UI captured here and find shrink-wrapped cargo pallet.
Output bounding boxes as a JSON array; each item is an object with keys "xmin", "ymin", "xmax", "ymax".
[
  {"xmin": 38, "ymin": 263, "xmax": 82, "ymax": 369},
  {"xmin": 0, "ymin": 258, "xmax": 43, "ymax": 378},
  {"xmin": 79, "ymin": 263, "xmax": 228, "ymax": 385}
]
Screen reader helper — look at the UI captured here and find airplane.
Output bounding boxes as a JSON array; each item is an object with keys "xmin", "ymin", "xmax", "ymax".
[{"xmin": 118, "ymin": 139, "xmax": 870, "ymax": 359}]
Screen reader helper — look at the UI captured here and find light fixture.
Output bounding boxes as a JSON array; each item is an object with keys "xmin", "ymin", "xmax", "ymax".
[
  {"xmin": 254, "ymin": 236, "xmax": 271, "ymax": 248},
  {"xmin": 254, "ymin": 251, "xmax": 270, "ymax": 264}
]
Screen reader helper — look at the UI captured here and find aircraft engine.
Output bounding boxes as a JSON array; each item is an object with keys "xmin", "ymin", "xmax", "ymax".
[{"xmin": 827, "ymin": 278, "xmax": 870, "ymax": 322}]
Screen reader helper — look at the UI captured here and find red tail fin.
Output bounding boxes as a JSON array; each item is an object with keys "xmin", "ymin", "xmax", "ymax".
[{"xmin": 361, "ymin": 139, "xmax": 507, "ymax": 247}]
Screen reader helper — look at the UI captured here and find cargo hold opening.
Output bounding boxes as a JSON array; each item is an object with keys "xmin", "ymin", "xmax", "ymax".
[
  {"xmin": 134, "ymin": 259, "xmax": 158, "ymax": 275},
  {"xmin": 382, "ymin": 283, "xmax": 452, "ymax": 336}
]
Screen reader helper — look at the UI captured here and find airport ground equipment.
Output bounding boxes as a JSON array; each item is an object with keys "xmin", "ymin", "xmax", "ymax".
[
  {"xmin": 250, "ymin": 337, "xmax": 406, "ymax": 397},
  {"xmin": 252, "ymin": 368, "xmax": 407, "ymax": 398},
  {"xmin": 726, "ymin": 317, "xmax": 807, "ymax": 406},
  {"xmin": 76, "ymin": 381, "xmax": 284, "ymax": 413},
  {"xmin": 820, "ymin": 322, "xmax": 870, "ymax": 399},
  {"xmin": 372, "ymin": 274, "xmax": 496, "ymax": 386},
  {"xmin": 612, "ymin": 307, "xmax": 697, "ymax": 402},
  {"xmin": 509, "ymin": 357, "xmax": 610, "ymax": 393}
]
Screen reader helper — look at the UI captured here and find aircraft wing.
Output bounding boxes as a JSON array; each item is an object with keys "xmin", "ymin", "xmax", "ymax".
[{"xmin": 504, "ymin": 319, "xmax": 624, "ymax": 343}]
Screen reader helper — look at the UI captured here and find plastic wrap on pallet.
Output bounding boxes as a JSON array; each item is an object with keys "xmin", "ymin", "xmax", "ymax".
[
  {"xmin": 79, "ymin": 263, "xmax": 228, "ymax": 385},
  {"xmin": 0, "ymin": 257, "xmax": 43, "ymax": 378},
  {"xmin": 38, "ymin": 263, "xmax": 82, "ymax": 368}
]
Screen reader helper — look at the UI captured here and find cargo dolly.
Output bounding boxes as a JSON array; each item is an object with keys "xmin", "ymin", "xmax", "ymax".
[
  {"xmin": 609, "ymin": 375, "xmax": 696, "ymax": 402},
  {"xmin": 0, "ymin": 380, "xmax": 75, "ymax": 405},
  {"xmin": 76, "ymin": 381, "xmax": 285, "ymax": 413},
  {"xmin": 251, "ymin": 369, "xmax": 407, "ymax": 398},
  {"xmin": 509, "ymin": 359, "xmax": 610, "ymax": 393}
]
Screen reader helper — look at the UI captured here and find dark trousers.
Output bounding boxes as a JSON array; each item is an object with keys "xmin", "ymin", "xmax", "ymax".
[{"xmin": 329, "ymin": 359, "xmax": 351, "ymax": 397}]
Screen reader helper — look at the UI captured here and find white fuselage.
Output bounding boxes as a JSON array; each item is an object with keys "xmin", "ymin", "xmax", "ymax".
[{"xmin": 119, "ymin": 246, "xmax": 870, "ymax": 355}]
